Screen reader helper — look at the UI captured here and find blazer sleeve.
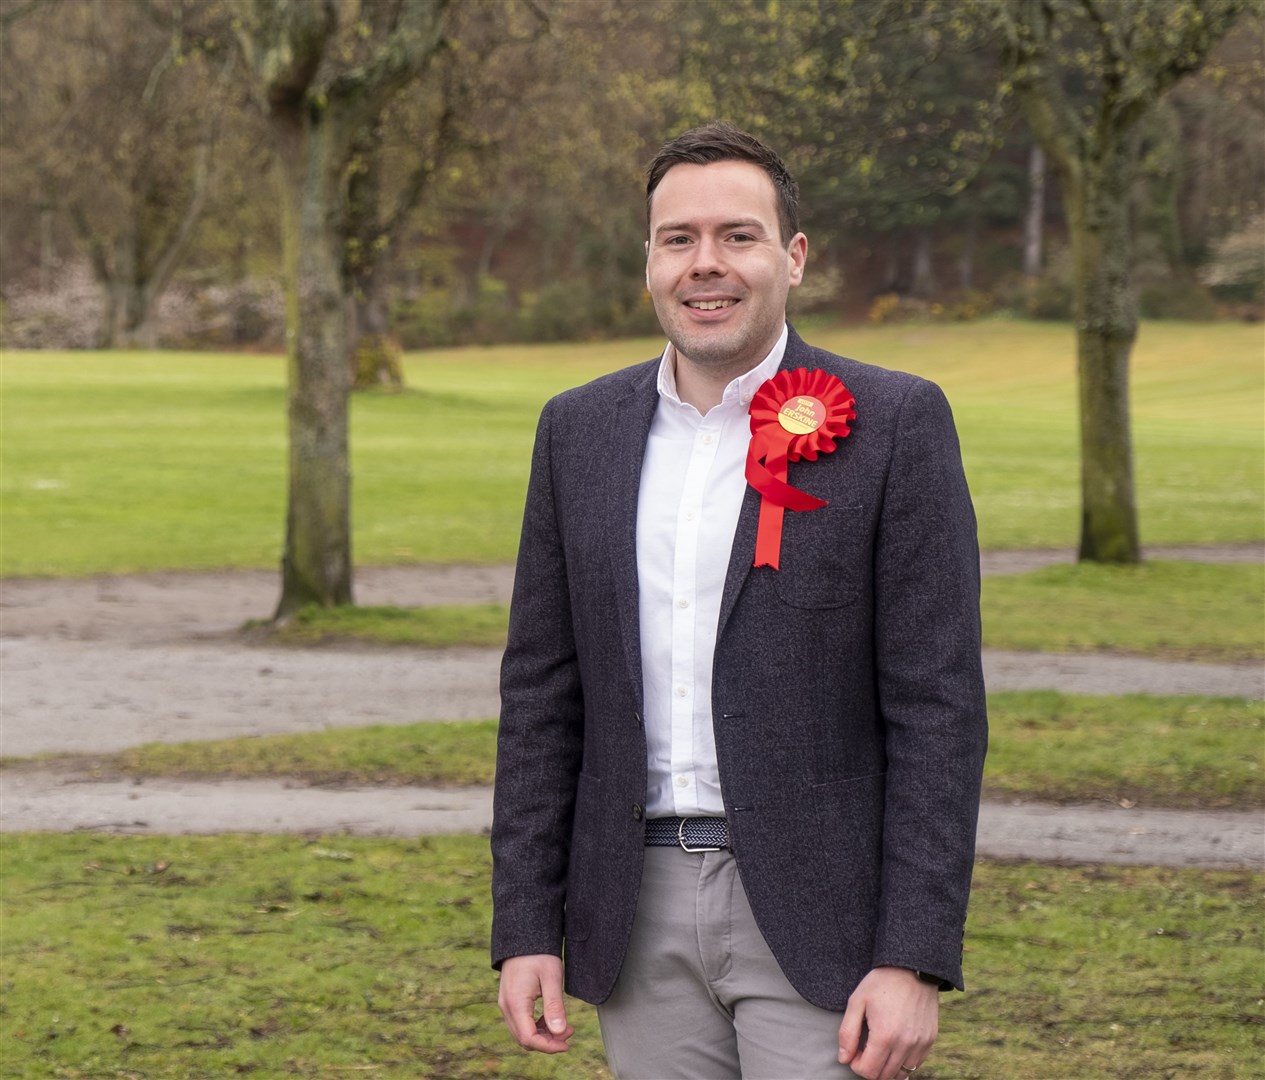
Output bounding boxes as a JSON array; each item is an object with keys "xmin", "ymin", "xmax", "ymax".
[
  {"xmin": 489, "ymin": 398, "xmax": 586, "ymax": 969},
  {"xmin": 869, "ymin": 377, "xmax": 988, "ymax": 990}
]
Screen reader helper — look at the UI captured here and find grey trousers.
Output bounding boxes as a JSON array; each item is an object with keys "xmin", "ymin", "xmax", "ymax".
[{"xmin": 596, "ymin": 845, "xmax": 859, "ymax": 1080}]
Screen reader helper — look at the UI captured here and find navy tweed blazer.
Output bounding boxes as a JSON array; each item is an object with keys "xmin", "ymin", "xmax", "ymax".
[{"xmin": 491, "ymin": 325, "xmax": 988, "ymax": 1010}]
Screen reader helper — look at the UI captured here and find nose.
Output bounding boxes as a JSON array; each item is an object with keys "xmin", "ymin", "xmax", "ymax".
[{"xmin": 689, "ymin": 235, "xmax": 726, "ymax": 278}]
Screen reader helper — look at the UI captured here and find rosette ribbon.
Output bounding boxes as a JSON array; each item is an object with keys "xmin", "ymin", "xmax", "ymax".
[{"xmin": 745, "ymin": 367, "xmax": 856, "ymax": 569}]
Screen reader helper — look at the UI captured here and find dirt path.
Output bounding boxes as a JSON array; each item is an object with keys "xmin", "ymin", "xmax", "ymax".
[
  {"xmin": 2, "ymin": 546, "xmax": 1261, "ymax": 867},
  {"xmin": 2, "ymin": 770, "xmax": 1260, "ymax": 870}
]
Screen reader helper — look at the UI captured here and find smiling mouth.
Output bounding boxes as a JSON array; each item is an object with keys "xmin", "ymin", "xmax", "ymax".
[{"xmin": 685, "ymin": 299, "xmax": 738, "ymax": 311}]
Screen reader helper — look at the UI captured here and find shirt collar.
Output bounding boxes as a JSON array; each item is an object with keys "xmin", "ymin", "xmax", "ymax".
[{"xmin": 655, "ymin": 324, "xmax": 789, "ymax": 410}]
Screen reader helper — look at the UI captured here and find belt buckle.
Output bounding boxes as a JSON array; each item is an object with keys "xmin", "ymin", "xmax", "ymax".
[{"xmin": 677, "ymin": 818, "xmax": 725, "ymax": 853}]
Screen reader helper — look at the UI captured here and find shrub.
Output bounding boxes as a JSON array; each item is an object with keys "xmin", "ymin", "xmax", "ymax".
[
  {"xmin": 1137, "ymin": 279, "xmax": 1218, "ymax": 321},
  {"xmin": 0, "ymin": 262, "xmax": 103, "ymax": 348},
  {"xmin": 867, "ymin": 289, "xmax": 995, "ymax": 325},
  {"xmin": 520, "ymin": 281, "xmax": 596, "ymax": 342},
  {"xmin": 1200, "ymin": 214, "xmax": 1265, "ymax": 305}
]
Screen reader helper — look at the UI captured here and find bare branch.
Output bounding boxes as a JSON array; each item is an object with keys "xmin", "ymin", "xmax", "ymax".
[
  {"xmin": 142, "ymin": 3, "xmax": 182, "ymax": 105},
  {"xmin": 142, "ymin": 46, "xmax": 237, "ymax": 303},
  {"xmin": 237, "ymin": 0, "xmax": 338, "ymax": 115},
  {"xmin": 1003, "ymin": 0, "xmax": 1086, "ymax": 180},
  {"xmin": 325, "ymin": 0, "xmax": 450, "ymax": 117}
]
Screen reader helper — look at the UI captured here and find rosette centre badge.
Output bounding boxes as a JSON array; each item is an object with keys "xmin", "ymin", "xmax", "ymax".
[
  {"xmin": 745, "ymin": 369, "xmax": 856, "ymax": 569},
  {"xmin": 777, "ymin": 395, "xmax": 826, "ymax": 435}
]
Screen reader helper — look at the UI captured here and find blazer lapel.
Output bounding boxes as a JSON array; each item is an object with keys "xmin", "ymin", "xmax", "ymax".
[
  {"xmin": 717, "ymin": 325, "xmax": 816, "ymax": 640},
  {"xmin": 605, "ymin": 362, "xmax": 661, "ymax": 706}
]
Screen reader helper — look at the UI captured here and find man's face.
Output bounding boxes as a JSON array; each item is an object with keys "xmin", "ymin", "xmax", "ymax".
[{"xmin": 646, "ymin": 160, "xmax": 806, "ymax": 377}]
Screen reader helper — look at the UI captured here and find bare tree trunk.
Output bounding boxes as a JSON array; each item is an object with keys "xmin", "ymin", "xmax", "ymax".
[
  {"xmin": 1002, "ymin": 0, "xmax": 1241, "ymax": 566},
  {"xmin": 883, "ymin": 232, "xmax": 901, "ymax": 292},
  {"xmin": 1142, "ymin": 103, "xmax": 1185, "ymax": 273},
  {"xmin": 272, "ymin": 110, "xmax": 354, "ymax": 616},
  {"xmin": 1023, "ymin": 143, "xmax": 1045, "ymax": 280},
  {"xmin": 39, "ymin": 207, "xmax": 54, "ymax": 293},
  {"xmin": 957, "ymin": 216, "xmax": 976, "ymax": 291},
  {"xmin": 239, "ymin": 0, "xmax": 450, "ymax": 618},
  {"xmin": 345, "ymin": 114, "xmax": 404, "ymax": 391},
  {"xmin": 351, "ymin": 282, "xmax": 403, "ymax": 389},
  {"xmin": 911, "ymin": 228, "xmax": 936, "ymax": 298},
  {"xmin": 1065, "ymin": 141, "xmax": 1141, "ymax": 564}
]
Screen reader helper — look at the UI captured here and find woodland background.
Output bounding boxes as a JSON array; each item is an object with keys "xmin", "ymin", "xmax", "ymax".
[{"xmin": 2, "ymin": 0, "xmax": 1261, "ymax": 356}]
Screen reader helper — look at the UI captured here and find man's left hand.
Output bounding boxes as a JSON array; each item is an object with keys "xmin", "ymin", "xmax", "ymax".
[{"xmin": 837, "ymin": 966, "xmax": 938, "ymax": 1080}]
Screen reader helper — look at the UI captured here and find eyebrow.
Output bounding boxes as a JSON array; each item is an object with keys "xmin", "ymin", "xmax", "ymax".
[{"xmin": 653, "ymin": 218, "xmax": 768, "ymax": 238}]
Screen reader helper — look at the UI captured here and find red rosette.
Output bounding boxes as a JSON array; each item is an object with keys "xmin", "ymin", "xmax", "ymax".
[{"xmin": 745, "ymin": 367, "xmax": 856, "ymax": 569}]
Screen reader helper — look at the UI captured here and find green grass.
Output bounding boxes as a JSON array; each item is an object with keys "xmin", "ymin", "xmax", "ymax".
[
  {"xmin": 3, "ymin": 321, "xmax": 1261, "ymax": 576},
  {"xmin": 10, "ymin": 692, "xmax": 1259, "ymax": 810},
  {"xmin": 982, "ymin": 692, "xmax": 1263, "ymax": 809},
  {"xmin": 0, "ymin": 832, "xmax": 612, "ymax": 1079},
  {"xmin": 982, "ymin": 560, "xmax": 1265, "ymax": 662},
  {"xmin": 0, "ymin": 834, "xmax": 1259, "ymax": 1078},
  {"xmin": 810, "ymin": 320, "xmax": 1265, "ymax": 550},
  {"xmin": 263, "ymin": 559, "xmax": 1265, "ymax": 661},
  {"xmin": 269, "ymin": 603, "xmax": 509, "ymax": 648},
  {"xmin": 108, "ymin": 720, "xmax": 501, "ymax": 788}
]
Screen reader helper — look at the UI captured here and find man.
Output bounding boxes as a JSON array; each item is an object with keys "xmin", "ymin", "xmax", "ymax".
[{"xmin": 491, "ymin": 121, "xmax": 987, "ymax": 1080}]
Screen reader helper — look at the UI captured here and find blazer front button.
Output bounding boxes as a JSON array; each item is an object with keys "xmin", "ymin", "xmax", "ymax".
[{"xmin": 631, "ymin": 804, "xmax": 643, "ymax": 821}]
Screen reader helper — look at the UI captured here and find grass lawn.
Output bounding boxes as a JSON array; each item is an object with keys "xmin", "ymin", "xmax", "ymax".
[
  {"xmin": 1, "ymin": 833, "xmax": 1259, "ymax": 1079},
  {"xmin": 265, "ymin": 603, "xmax": 510, "ymax": 648},
  {"xmin": 3, "ymin": 321, "xmax": 1261, "ymax": 576},
  {"xmin": 10, "ymin": 691, "xmax": 1259, "ymax": 810},
  {"xmin": 981, "ymin": 560, "xmax": 1265, "ymax": 662},
  {"xmin": 979, "ymin": 692, "xmax": 1263, "ymax": 809},
  {"xmin": 260, "ymin": 557, "xmax": 1265, "ymax": 662}
]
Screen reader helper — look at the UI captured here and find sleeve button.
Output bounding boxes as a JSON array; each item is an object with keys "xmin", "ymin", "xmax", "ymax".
[{"xmin": 631, "ymin": 804, "xmax": 643, "ymax": 821}]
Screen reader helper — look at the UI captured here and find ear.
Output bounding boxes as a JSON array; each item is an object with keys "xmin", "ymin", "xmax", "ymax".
[
  {"xmin": 787, "ymin": 233, "xmax": 808, "ymax": 287},
  {"xmin": 645, "ymin": 240, "xmax": 651, "ymax": 289}
]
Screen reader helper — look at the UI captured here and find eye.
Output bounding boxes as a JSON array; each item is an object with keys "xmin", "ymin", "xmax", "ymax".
[
  {"xmin": 728, "ymin": 233, "xmax": 756, "ymax": 243},
  {"xmin": 665, "ymin": 235, "xmax": 692, "ymax": 245}
]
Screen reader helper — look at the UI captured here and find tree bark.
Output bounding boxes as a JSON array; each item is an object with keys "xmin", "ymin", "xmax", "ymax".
[
  {"xmin": 911, "ymin": 228, "xmax": 937, "ymax": 297},
  {"xmin": 239, "ymin": 0, "xmax": 450, "ymax": 617},
  {"xmin": 351, "ymin": 285, "xmax": 404, "ymax": 389},
  {"xmin": 1065, "ymin": 140, "xmax": 1141, "ymax": 563},
  {"xmin": 345, "ymin": 113, "xmax": 404, "ymax": 390},
  {"xmin": 957, "ymin": 215, "xmax": 977, "ymax": 291},
  {"xmin": 272, "ymin": 107, "xmax": 355, "ymax": 616},
  {"xmin": 1000, "ymin": 0, "xmax": 1243, "ymax": 565},
  {"xmin": 1023, "ymin": 142, "xmax": 1045, "ymax": 280}
]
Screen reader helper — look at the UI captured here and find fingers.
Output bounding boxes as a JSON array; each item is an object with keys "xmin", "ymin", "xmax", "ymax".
[
  {"xmin": 837, "ymin": 992, "xmax": 865, "ymax": 1066},
  {"xmin": 538, "ymin": 958, "xmax": 570, "ymax": 1039},
  {"xmin": 498, "ymin": 954, "xmax": 573, "ymax": 1055},
  {"xmin": 837, "ymin": 967, "xmax": 938, "ymax": 1080},
  {"xmin": 847, "ymin": 1021, "xmax": 935, "ymax": 1080}
]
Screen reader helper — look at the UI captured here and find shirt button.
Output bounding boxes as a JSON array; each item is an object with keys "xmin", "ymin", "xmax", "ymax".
[
  {"xmin": 683, "ymin": 509, "xmax": 696, "ymax": 522},
  {"xmin": 675, "ymin": 686, "xmax": 688, "ymax": 698},
  {"xmin": 676, "ymin": 598, "xmax": 689, "ymax": 609},
  {"xmin": 675, "ymin": 776, "xmax": 690, "ymax": 789},
  {"xmin": 701, "ymin": 433, "xmax": 715, "ymax": 445}
]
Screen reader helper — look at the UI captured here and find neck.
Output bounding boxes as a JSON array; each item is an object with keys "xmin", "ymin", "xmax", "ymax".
[{"xmin": 673, "ymin": 356, "xmax": 744, "ymax": 413}]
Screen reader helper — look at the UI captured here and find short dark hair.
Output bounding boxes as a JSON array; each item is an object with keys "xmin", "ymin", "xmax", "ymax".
[{"xmin": 645, "ymin": 121, "xmax": 800, "ymax": 244}]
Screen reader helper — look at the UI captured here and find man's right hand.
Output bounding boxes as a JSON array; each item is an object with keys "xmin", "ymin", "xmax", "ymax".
[{"xmin": 498, "ymin": 953, "xmax": 574, "ymax": 1054}]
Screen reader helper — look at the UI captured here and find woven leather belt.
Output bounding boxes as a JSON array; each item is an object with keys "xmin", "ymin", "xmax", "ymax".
[{"xmin": 645, "ymin": 816, "xmax": 730, "ymax": 852}]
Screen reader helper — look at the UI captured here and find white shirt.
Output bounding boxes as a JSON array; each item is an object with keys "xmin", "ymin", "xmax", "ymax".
[{"xmin": 636, "ymin": 326, "xmax": 788, "ymax": 817}]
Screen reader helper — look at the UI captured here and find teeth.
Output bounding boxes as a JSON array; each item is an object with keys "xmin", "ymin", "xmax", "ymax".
[{"xmin": 688, "ymin": 299, "xmax": 736, "ymax": 310}]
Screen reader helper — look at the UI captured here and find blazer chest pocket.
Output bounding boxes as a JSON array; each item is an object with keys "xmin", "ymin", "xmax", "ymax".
[{"xmin": 772, "ymin": 505, "xmax": 863, "ymax": 610}]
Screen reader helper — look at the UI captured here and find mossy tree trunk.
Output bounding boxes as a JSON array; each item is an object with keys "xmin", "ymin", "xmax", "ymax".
[
  {"xmin": 346, "ymin": 117, "xmax": 403, "ymax": 390},
  {"xmin": 1002, "ymin": 0, "xmax": 1244, "ymax": 564},
  {"xmin": 271, "ymin": 96, "xmax": 355, "ymax": 614},
  {"xmin": 1064, "ymin": 139, "xmax": 1140, "ymax": 563},
  {"xmin": 239, "ymin": 0, "xmax": 449, "ymax": 617}
]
